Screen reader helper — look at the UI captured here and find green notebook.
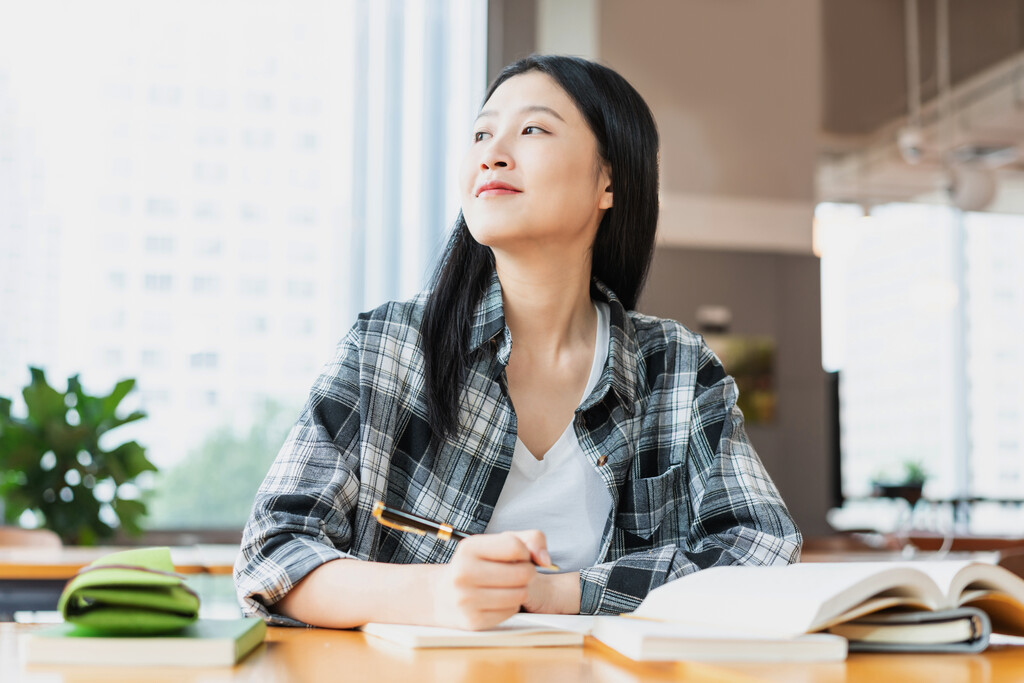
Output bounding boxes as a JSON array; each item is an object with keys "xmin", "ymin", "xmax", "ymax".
[
  {"xmin": 22, "ymin": 617, "xmax": 267, "ymax": 667},
  {"xmin": 58, "ymin": 547, "xmax": 200, "ymax": 634}
]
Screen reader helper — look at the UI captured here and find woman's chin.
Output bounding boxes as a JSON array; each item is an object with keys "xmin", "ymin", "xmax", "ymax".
[{"xmin": 465, "ymin": 224, "xmax": 525, "ymax": 249}]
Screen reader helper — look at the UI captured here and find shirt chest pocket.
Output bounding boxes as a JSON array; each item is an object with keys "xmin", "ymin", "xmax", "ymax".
[{"xmin": 614, "ymin": 466, "xmax": 681, "ymax": 542}]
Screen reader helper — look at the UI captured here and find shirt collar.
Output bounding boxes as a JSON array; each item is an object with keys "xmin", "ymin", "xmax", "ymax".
[
  {"xmin": 590, "ymin": 278, "xmax": 645, "ymax": 414},
  {"xmin": 467, "ymin": 268, "xmax": 509, "ymax": 361},
  {"xmin": 466, "ymin": 267, "xmax": 645, "ymax": 413}
]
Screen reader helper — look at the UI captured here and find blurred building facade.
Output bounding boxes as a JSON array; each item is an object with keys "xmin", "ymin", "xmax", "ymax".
[{"xmin": 0, "ymin": 0, "xmax": 485, "ymax": 525}]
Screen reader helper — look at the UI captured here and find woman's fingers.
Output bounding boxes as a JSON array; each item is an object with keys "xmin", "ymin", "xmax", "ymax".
[
  {"xmin": 452, "ymin": 535, "xmax": 535, "ymax": 587},
  {"xmin": 506, "ymin": 529, "xmax": 554, "ymax": 568},
  {"xmin": 458, "ymin": 529, "xmax": 553, "ymax": 567},
  {"xmin": 460, "ymin": 555, "xmax": 535, "ymax": 588},
  {"xmin": 433, "ymin": 530, "xmax": 554, "ymax": 630},
  {"xmin": 458, "ymin": 531, "xmax": 533, "ymax": 563}
]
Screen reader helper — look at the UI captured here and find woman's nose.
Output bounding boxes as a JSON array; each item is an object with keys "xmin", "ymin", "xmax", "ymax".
[{"xmin": 480, "ymin": 141, "xmax": 513, "ymax": 170}]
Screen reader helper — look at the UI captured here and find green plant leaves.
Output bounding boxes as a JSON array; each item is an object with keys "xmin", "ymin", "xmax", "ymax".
[
  {"xmin": 0, "ymin": 367, "xmax": 156, "ymax": 545},
  {"xmin": 113, "ymin": 498, "xmax": 147, "ymax": 536},
  {"xmin": 101, "ymin": 379, "xmax": 136, "ymax": 421},
  {"xmin": 22, "ymin": 368, "xmax": 67, "ymax": 426},
  {"xmin": 106, "ymin": 441, "xmax": 158, "ymax": 482}
]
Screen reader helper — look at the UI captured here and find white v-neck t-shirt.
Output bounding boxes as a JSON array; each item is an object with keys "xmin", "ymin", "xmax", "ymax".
[{"xmin": 484, "ymin": 301, "xmax": 613, "ymax": 572}]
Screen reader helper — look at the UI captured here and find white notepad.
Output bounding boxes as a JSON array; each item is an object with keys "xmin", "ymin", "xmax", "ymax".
[{"xmin": 360, "ymin": 614, "xmax": 586, "ymax": 649}]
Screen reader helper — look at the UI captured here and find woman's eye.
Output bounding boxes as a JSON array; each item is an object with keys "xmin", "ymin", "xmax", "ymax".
[
  {"xmin": 473, "ymin": 131, "xmax": 490, "ymax": 142},
  {"xmin": 523, "ymin": 126, "xmax": 545, "ymax": 135}
]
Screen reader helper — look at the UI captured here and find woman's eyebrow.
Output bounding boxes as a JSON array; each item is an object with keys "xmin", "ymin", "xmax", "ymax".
[{"xmin": 475, "ymin": 105, "xmax": 565, "ymax": 123}]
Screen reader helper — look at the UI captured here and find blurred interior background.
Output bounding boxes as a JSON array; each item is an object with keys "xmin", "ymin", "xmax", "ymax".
[{"xmin": 1, "ymin": 0, "xmax": 1023, "ymax": 550}]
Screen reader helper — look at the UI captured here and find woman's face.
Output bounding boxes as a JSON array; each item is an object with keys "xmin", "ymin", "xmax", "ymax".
[{"xmin": 459, "ymin": 71, "xmax": 612, "ymax": 254}]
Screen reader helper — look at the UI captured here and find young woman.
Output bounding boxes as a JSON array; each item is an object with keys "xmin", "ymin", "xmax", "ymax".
[{"xmin": 234, "ymin": 55, "xmax": 801, "ymax": 631}]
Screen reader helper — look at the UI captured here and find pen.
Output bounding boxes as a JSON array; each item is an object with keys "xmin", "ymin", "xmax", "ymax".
[{"xmin": 372, "ymin": 500, "xmax": 560, "ymax": 571}]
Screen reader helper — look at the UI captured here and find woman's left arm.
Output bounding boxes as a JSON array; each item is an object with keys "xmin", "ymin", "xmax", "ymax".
[{"xmin": 574, "ymin": 346, "xmax": 802, "ymax": 616}]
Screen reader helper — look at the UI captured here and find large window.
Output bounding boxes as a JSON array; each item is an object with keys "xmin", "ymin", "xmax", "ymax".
[
  {"xmin": 818, "ymin": 202, "xmax": 1024, "ymax": 533},
  {"xmin": 0, "ymin": 0, "xmax": 487, "ymax": 530}
]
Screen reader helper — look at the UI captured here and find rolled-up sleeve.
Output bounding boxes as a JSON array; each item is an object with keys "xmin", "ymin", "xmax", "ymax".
[
  {"xmin": 579, "ymin": 345, "xmax": 802, "ymax": 615},
  {"xmin": 233, "ymin": 321, "xmax": 367, "ymax": 626}
]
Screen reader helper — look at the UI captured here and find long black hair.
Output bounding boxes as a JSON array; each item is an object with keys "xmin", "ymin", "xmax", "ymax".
[{"xmin": 421, "ymin": 55, "xmax": 660, "ymax": 441}]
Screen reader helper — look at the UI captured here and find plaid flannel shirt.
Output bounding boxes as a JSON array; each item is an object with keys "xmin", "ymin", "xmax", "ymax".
[{"xmin": 234, "ymin": 268, "xmax": 801, "ymax": 624}]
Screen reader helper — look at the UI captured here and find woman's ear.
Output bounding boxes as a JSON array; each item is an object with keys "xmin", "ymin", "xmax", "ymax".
[{"xmin": 599, "ymin": 164, "xmax": 613, "ymax": 210}]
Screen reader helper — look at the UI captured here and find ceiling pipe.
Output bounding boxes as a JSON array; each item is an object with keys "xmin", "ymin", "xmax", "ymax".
[
  {"xmin": 898, "ymin": 0, "xmax": 924, "ymax": 164},
  {"xmin": 936, "ymin": 0, "xmax": 953, "ymax": 149},
  {"xmin": 935, "ymin": 0, "xmax": 998, "ymax": 210},
  {"xmin": 905, "ymin": 0, "xmax": 921, "ymax": 131}
]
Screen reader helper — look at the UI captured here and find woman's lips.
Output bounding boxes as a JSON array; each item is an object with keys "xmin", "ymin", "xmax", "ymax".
[
  {"xmin": 475, "ymin": 180, "xmax": 522, "ymax": 196},
  {"xmin": 477, "ymin": 188, "xmax": 521, "ymax": 197}
]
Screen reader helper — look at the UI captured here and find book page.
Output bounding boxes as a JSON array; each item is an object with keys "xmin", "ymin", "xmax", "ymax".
[
  {"xmin": 362, "ymin": 618, "xmax": 552, "ymax": 639},
  {"xmin": 883, "ymin": 561, "xmax": 978, "ymax": 606},
  {"xmin": 951, "ymin": 564, "xmax": 1024, "ymax": 606},
  {"xmin": 360, "ymin": 616, "xmax": 584, "ymax": 648},
  {"xmin": 510, "ymin": 613, "xmax": 596, "ymax": 634},
  {"xmin": 630, "ymin": 563, "xmax": 946, "ymax": 637},
  {"xmin": 990, "ymin": 633, "xmax": 1024, "ymax": 646}
]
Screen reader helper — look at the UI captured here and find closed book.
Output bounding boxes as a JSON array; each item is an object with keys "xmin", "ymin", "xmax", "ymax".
[
  {"xmin": 828, "ymin": 606, "xmax": 991, "ymax": 653},
  {"xmin": 592, "ymin": 617, "xmax": 848, "ymax": 662},
  {"xmin": 360, "ymin": 614, "xmax": 584, "ymax": 649},
  {"xmin": 21, "ymin": 617, "xmax": 266, "ymax": 667}
]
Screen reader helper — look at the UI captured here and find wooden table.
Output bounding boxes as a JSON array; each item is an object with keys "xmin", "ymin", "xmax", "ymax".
[
  {"xmin": 0, "ymin": 545, "xmax": 239, "ymax": 616},
  {"xmin": 4, "ymin": 623, "xmax": 1024, "ymax": 683},
  {"xmin": 0, "ymin": 545, "xmax": 239, "ymax": 578}
]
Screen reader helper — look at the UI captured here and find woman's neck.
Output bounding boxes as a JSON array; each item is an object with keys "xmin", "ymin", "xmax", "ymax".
[{"xmin": 494, "ymin": 252, "xmax": 596, "ymax": 363}]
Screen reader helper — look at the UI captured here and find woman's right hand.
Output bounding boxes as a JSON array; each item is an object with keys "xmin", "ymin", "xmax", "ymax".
[{"xmin": 430, "ymin": 530, "xmax": 550, "ymax": 630}]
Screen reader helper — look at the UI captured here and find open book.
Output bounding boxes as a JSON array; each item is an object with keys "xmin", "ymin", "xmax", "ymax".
[{"xmin": 624, "ymin": 561, "xmax": 1024, "ymax": 652}]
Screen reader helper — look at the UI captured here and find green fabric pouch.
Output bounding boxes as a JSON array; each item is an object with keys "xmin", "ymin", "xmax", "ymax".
[{"xmin": 58, "ymin": 547, "xmax": 200, "ymax": 635}]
